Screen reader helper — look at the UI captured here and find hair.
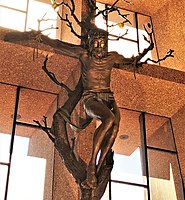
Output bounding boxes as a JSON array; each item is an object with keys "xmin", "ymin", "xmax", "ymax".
[
  {"xmin": 88, "ymin": 25, "xmax": 108, "ymax": 41},
  {"xmin": 87, "ymin": 26, "xmax": 108, "ymax": 57}
]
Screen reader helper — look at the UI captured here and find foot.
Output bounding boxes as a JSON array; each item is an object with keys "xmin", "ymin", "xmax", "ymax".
[
  {"xmin": 81, "ymin": 177, "xmax": 97, "ymax": 189},
  {"xmin": 82, "ymin": 165, "xmax": 97, "ymax": 189}
]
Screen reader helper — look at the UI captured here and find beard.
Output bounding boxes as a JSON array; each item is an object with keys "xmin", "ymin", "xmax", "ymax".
[{"xmin": 91, "ymin": 48, "xmax": 107, "ymax": 59}]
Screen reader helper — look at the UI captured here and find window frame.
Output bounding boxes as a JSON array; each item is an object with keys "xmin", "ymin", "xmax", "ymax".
[
  {"xmin": 96, "ymin": 2, "xmax": 160, "ymax": 64},
  {"xmin": 0, "ymin": 0, "xmax": 60, "ymax": 38},
  {"xmin": 0, "ymin": 83, "xmax": 57, "ymax": 200}
]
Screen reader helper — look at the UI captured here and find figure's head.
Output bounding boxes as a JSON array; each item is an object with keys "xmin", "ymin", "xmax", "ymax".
[{"xmin": 88, "ymin": 27, "xmax": 108, "ymax": 59}]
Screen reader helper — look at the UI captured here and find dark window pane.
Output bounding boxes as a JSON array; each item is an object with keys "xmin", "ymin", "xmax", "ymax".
[{"xmin": 145, "ymin": 113, "xmax": 176, "ymax": 151}]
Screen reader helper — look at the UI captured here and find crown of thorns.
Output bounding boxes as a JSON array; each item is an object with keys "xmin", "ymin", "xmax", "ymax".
[{"xmin": 88, "ymin": 27, "xmax": 108, "ymax": 39}]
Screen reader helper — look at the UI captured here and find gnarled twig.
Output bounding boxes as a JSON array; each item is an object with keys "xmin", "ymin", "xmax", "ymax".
[
  {"xmin": 42, "ymin": 55, "xmax": 73, "ymax": 94},
  {"xmin": 94, "ymin": 0, "xmax": 131, "ymax": 25},
  {"xmin": 108, "ymin": 29, "xmax": 128, "ymax": 40},
  {"xmin": 140, "ymin": 49, "xmax": 174, "ymax": 65},
  {"xmin": 33, "ymin": 117, "xmax": 55, "ymax": 143}
]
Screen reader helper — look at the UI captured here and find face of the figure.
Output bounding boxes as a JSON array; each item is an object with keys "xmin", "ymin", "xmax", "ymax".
[
  {"xmin": 89, "ymin": 31, "xmax": 108, "ymax": 59},
  {"xmin": 91, "ymin": 37, "xmax": 107, "ymax": 59}
]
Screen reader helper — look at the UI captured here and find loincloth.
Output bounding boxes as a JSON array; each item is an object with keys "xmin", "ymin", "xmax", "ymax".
[{"xmin": 82, "ymin": 90, "xmax": 115, "ymax": 105}]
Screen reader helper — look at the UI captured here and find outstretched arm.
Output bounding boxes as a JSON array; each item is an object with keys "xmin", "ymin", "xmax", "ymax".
[
  {"xmin": 4, "ymin": 30, "xmax": 86, "ymax": 59},
  {"xmin": 40, "ymin": 34, "xmax": 86, "ymax": 58},
  {"xmin": 112, "ymin": 52, "xmax": 136, "ymax": 68}
]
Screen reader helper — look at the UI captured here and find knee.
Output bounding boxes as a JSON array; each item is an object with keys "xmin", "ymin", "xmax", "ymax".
[
  {"xmin": 111, "ymin": 118, "xmax": 120, "ymax": 136},
  {"xmin": 103, "ymin": 113, "xmax": 115, "ymax": 128},
  {"xmin": 112, "ymin": 124, "xmax": 119, "ymax": 138}
]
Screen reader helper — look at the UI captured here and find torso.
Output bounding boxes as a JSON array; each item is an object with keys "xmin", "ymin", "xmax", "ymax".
[{"xmin": 80, "ymin": 52, "xmax": 116, "ymax": 92}]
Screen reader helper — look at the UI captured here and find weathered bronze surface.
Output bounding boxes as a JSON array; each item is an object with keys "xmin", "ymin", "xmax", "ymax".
[{"xmin": 40, "ymin": 24, "xmax": 154, "ymax": 199}]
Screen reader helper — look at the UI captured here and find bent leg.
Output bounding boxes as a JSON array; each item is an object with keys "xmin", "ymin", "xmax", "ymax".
[
  {"xmin": 83, "ymin": 98, "xmax": 115, "ymax": 188},
  {"xmin": 97, "ymin": 102, "xmax": 120, "ymax": 173}
]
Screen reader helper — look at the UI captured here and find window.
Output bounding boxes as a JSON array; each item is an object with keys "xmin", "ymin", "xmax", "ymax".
[
  {"xmin": 96, "ymin": 2, "xmax": 159, "ymax": 63},
  {"xmin": 0, "ymin": 83, "xmax": 57, "ymax": 200},
  {"xmin": 100, "ymin": 109, "xmax": 184, "ymax": 200},
  {"xmin": 0, "ymin": 0, "xmax": 59, "ymax": 39}
]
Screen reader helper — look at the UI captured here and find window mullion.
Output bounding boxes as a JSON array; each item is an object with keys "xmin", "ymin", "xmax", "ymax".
[
  {"xmin": 139, "ymin": 112, "xmax": 151, "ymax": 200},
  {"xmin": 4, "ymin": 86, "xmax": 20, "ymax": 200},
  {"xmin": 24, "ymin": 0, "xmax": 30, "ymax": 31},
  {"xmin": 135, "ymin": 12, "xmax": 140, "ymax": 53},
  {"xmin": 0, "ymin": 5, "xmax": 26, "ymax": 13}
]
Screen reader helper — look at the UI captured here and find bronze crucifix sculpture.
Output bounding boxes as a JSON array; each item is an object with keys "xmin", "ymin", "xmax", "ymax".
[
  {"xmin": 3, "ymin": 0, "xmax": 172, "ymax": 199},
  {"xmin": 38, "ymin": 22, "xmax": 157, "ymax": 199},
  {"xmin": 50, "ymin": 26, "xmax": 154, "ymax": 189},
  {"xmin": 31, "ymin": 0, "xmax": 174, "ymax": 198}
]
